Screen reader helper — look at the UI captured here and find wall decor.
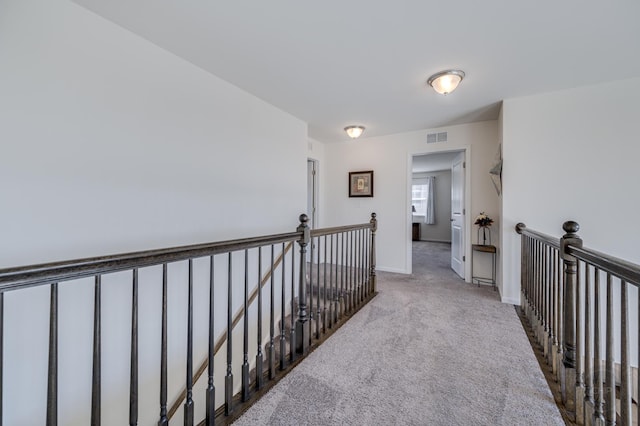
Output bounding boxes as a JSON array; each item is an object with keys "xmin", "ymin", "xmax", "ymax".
[
  {"xmin": 348, "ymin": 170, "xmax": 374, "ymax": 197},
  {"xmin": 489, "ymin": 144, "xmax": 502, "ymax": 195}
]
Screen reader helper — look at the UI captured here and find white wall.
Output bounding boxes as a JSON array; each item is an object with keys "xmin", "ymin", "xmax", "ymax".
[
  {"xmin": 0, "ymin": 1, "xmax": 307, "ymax": 424},
  {"xmin": 501, "ymin": 76, "xmax": 640, "ymax": 304},
  {"xmin": 324, "ymin": 121, "xmax": 500, "ymax": 281}
]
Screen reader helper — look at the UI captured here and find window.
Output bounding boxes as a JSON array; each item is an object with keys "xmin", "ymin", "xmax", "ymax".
[{"xmin": 412, "ymin": 184, "xmax": 428, "ymax": 216}]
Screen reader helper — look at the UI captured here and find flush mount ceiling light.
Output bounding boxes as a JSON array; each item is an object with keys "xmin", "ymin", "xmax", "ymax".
[
  {"xmin": 344, "ymin": 125, "xmax": 365, "ymax": 139},
  {"xmin": 427, "ymin": 70, "xmax": 465, "ymax": 95}
]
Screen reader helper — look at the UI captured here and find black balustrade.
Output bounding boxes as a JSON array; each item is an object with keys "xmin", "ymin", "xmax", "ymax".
[
  {"xmin": 517, "ymin": 221, "xmax": 640, "ymax": 426},
  {"xmin": 0, "ymin": 213, "xmax": 376, "ymax": 426}
]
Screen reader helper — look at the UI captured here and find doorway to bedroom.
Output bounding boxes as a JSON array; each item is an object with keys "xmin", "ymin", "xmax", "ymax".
[{"xmin": 411, "ymin": 150, "xmax": 466, "ymax": 279}]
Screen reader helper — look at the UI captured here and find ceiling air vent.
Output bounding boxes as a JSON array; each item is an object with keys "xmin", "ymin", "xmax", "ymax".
[{"xmin": 427, "ymin": 132, "xmax": 448, "ymax": 143}]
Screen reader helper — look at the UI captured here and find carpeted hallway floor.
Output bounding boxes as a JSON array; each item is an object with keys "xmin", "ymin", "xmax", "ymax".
[{"xmin": 233, "ymin": 241, "xmax": 564, "ymax": 425}]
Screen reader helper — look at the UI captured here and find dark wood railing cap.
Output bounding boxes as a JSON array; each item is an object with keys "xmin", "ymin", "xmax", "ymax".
[
  {"xmin": 515, "ymin": 223, "xmax": 526, "ymax": 234},
  {"xmin": 563, "ymin": 221, "xmax": 580, "ymax": 234}
]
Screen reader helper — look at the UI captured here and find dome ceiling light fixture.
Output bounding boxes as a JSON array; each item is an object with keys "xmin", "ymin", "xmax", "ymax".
[
  {"xmin": 344, "ymin": 125, "xmax": 365, "ymax": 139},
  {"xmin": 427, "ymin": 70, "xmax": 465, "ymax": 95}
]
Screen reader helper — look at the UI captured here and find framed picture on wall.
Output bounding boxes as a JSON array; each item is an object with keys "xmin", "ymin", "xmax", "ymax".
[{"xmin": 348, "ymin": 170, "xmax": 374, "ymax": 197}]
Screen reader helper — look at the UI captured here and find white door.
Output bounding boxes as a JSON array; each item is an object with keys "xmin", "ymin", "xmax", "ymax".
[{"xmin": 451, "ymin": 153, "xmax": 465, "ymax": 278}]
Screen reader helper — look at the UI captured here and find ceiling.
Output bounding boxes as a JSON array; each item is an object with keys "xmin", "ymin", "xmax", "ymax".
[{"xmin": 73, "ymin": 0, "xmax": 640, "ymax": 143}]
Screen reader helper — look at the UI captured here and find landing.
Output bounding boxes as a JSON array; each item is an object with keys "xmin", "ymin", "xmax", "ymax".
[{"xmin": 234, "ymin": 242, "xmax": 564, "ymax": 425}]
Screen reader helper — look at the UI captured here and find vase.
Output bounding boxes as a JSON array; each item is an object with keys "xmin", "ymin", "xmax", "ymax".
[{"xmin": 477, "ymin": 226, "xmax": 491, "ymax": 245}]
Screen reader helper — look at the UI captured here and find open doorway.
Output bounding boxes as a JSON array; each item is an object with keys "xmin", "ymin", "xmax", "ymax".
[{"xmin": 411, "ymin": 150, "xmax": 466, "ymax": 279}]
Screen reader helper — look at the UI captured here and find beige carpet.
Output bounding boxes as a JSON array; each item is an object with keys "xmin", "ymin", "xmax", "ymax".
[{"xmin": 233, "ymin": 241, "xmax": 564, "ymax": 425}]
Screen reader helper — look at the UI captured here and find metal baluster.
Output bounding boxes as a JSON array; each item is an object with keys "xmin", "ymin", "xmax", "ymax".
[
  {"xmin": 329, "ymin": 234, "xmax": 334, "ymax": 328},
  {"xmin": 280, "ymin": 243, "xmax": 287, "ymax": 370},
  {"xmin": 532, "ymin": 239, "xmax": 537, "ymax": 337},
  {"xmin": 343, "ymin": 232, "xmax": 348, "ymax": 313},
  {"xmin": 354, "ymin": 230, "xmax": 359, "ymax": 306},
  {"xmin": 338, "ymin": 232, "xmax": 341, "ymax": 314},
  {"xmin": 604, "ymin": 273, "xmax": 615, "ymax": 426},
  {"xmin": 538, "ymin": 240, "xmax": 543, "ymax": 345},
  {"xmin": 356, "ymin": 229, "xmax": 360, "ymax": 304},
  {"xmin": 545, "ymin": 243, "xmax": 549, "ymax": 349},
  {"xmin": 47, "ymin": 283, "xmax": 58, "ymax": 426},
  {"xmin": 206, "ymin": 257, "xmax": 215, "ymax": 426},
  {"xmin": 341, "ymin": 232, "xmax": 345, "ymax": 313},
  {"xmin": 557, "ymin": 248, "xmax": 565, "ymax": 384},
  {"xmin": 584, "ymin": 264, "xmax": 594, "ymax": 422},
  {"xmin": 359, "ymin": 229, "xmax": 363, "ymax": 303},
  {"xmin": 620, "ymin": 279, "xmax": 631, "ymax": 425},
  {"xmin": 309, "ymin": 237, "xmax": 314, "ymax": 345},
  {"xmin": 225, "ymin": 253, "xmax": 233, "ymax": 416},
  {"xmin": 520, "ymin": 233, "xmax": 525, "ymax": 315},
  {"xmin": 185, "ymin": 260, "xmax": 194, "ymax": 425},
  {"xmin": 159, "ymin": 265, "xmax": 169, "ymax": 426},
  {"xmin": 576, "ymin": 260, "xmax": 584, "ymax": 425},
  {"xmin": 349, "ymin": 231, "xmax": 354, "ymax": 312},
  {"xmin": 527, "ymin": 237, "xmax": 532, "ymax": 318},
  {"xmin": 269, "ymin": 245, "xmax": 276, "ymax": 379},
  {"xmin": 242, "ymin": 251, "xmax": 250, "ymax": 401},
  {"xmin": 594, "ymin": 268, "xmax": 605, "ymax": 423},
  {"xmin": 323, "ymin": 235, "xmax": 328, "ymax": 334},
  {"xmin": 550, "ymin": 247, "xmax": 556, "ymax": 370},
  {"xmin": 364, "ymin": 228, "xmax": 368, "ymax": 299},
  {"xmin": 340, "ymin": 232, "xmax": 345, "ymax": 318},
  {"xmin": 290, "ymin": 245, "xmax": 296, "ymax": 362},
  {"xmin": 129, "ymin": 270, "xmax": 138, "ymax": 426},
  {"xmin": 0, "ymin": 291, "xmax": 3, "ymax": 426},
  {"xmin": 353, "ymin": 230, "xmax": 357, "ymax": 307},
  {"xmin": 528, "ymin": 237, "xmax": 532, "ymax": 321},
  {"xmin": 547, "ymin": 246, "xmax": 554, "ymax": 365},
  {"xmin": 542, "ymin": 242, "xmax": 548, "ymax": 350},
  {"xmin": 316, "ymin": 237, "xmax": 322, "ymax": 339},
  {"xmin": 91, "ymin": 276, "xmax": 101, "ymax": 426},
  {"xmin": 364, "ymin": 229, "xmax": 369, "ymax": 297},
  {"xmin": 256, "ymin": 248, "xmax": 264, "ymax": 389},
  {"xmin": 316, "ymin": 236, "xmax": 321, "ymax": 339}
]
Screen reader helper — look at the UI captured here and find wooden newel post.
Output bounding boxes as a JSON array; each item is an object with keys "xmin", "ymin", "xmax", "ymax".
[
  {"xmin": 296, "ymin": 214, "xmax": 310, "ymax": 354},
  {"xmin": 369, "ymin": 213, "xmax": 377, "ymax": 294},
  {"xmin": 559, "ymin": 220, "xmax": 582, "ymax": 419}
]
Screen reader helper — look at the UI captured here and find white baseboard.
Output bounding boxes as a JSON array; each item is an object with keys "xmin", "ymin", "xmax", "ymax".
[
  {"xmin": 418, "ymin": 238, "xmax": 451, "ymax": 243},
  {"xmin": 376, "ymin": 266, "xmax": 408, "ymax": 274},
  {"xmin": 501, "ymin": 296, "xmax": 521, "ymax": 305}
]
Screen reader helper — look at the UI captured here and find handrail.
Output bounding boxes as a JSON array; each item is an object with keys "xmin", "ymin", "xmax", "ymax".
[
  {"xmin": 515, "ymin": 223, "xmax": 560, "ymax": 249},
  {"xmin": 566, "ymin": 245, "xmax": 640, "ymax": 286},
  {"xmin": 166, "ymin": 241, "xmax": 294, "ymax": 421},
  {"xmin": 515, "ymin": 220, "xmax": 640, "ymax": 424},
  {"xmin": 0, "ymin": 232, "xmax": 299, "ymax": 292},
  {"xmin": 515, "ymin": 222, "xmax": 640, "ymax": 284},
  {"xmin": 310, "ymin": 222, "xmax": 372, "ymax": 238},
  {"xmin": 0, "ymin": 214, "xmax": 378, "ymax": 426}
]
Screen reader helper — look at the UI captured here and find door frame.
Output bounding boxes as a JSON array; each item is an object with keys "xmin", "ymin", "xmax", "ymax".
[
  {"xmin": 407, "ymin": 146, "xmax": 472, "ymax": 281},
  {"xmin": 307, "ymin": 158, "xmax": 319, "ymax": 229}
]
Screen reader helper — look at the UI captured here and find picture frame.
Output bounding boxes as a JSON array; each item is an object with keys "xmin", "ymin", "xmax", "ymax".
[{"xmin": 348, "ymin": 170, "xmax": 374, "ymax": 197}]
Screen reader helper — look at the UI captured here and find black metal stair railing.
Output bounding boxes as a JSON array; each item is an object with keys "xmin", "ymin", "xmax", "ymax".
[
  {"xmin": 0, "ymin": 212, "xmax": 377, "ymax": 426},
  {"xmin": 516, "ymin": 222, "xmax": 640, "ymax": 426}
]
